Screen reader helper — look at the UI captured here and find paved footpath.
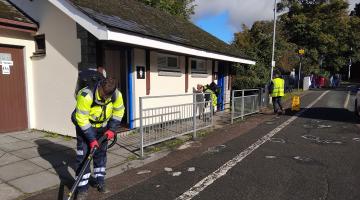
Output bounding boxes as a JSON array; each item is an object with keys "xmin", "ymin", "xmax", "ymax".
[{"xmin": 0, "ymin": 129, "xmax": 171, "ymax": 200}]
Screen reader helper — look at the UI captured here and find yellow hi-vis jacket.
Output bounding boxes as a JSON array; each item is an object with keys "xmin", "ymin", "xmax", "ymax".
[
  {"xmin": 72, "ymin": 86, "xmax": 125, "ymax": 141},
  {"xmin": 205, "ymin": 88, "xmax": 217, "ymax": 108},
  {"xmin": 271, "ymin": 78, "xmax": 285, "ymax": 97}
]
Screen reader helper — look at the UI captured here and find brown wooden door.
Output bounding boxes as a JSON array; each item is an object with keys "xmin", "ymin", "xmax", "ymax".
[
  {"xmin": 0, "ymin": 45, "xmax": 28, "ymax": 133},
  {"xmin": 104, "ymin": 46, "xmax": 128, "ymax": 126}
]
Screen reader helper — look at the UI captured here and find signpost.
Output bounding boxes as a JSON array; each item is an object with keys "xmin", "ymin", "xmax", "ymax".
[{"xmin": 298, "ymin": 49, "xmax": 305, "ymax": 91}]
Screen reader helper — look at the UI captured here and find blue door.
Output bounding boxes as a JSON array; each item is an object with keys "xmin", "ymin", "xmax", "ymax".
[{"xmin": 217, "ymin": 62, "xmax": 225, "ymax": 111}]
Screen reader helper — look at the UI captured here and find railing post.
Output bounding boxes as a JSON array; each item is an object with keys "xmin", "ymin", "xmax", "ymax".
[
  {"xmin": 139, "ymin": 97, "xmax": 144, "ymax": 158},
  {"xmin": 231, "ymin": 90, "xmax": 234, "ymax": 124},
  {"xmin": 241, "ymin": 90, "xmax": 245, "ymax": 120},
  {"xmin": 258, "ymin": 88, "xmax": 261, "ymax": 111},
  {"xmin": 211, "ymin": 94, "xmax": 214, "ymax": 127},
  {"xmin": 192, "ymin": 93, "xmax": 197, "ymax": 139}
]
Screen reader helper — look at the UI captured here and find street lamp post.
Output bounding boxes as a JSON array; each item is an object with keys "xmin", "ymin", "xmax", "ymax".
[
  {"xmin": 270, "ymin": 0, "xmax": 277, "ymax": 82},
  {"xmin": 269, "ymin": 0, "xmax": 277, "ymax": 104},
  {"xmin": 348, "ymin": 47, "xmax": 352, "ymax": 80}
]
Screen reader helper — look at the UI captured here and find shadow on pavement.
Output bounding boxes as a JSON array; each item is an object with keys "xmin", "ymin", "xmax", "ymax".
[
  {"xmin": 285, "ymin": 107, "xmax": 358, "ymax": 124},
  {"xmin": 34, "ymin": 139, "xmax": 76, "ymax": 200}
]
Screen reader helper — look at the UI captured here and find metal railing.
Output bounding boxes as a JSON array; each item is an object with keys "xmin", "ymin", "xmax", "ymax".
[
  {"xmin": 231, "ymin": 89, "xmax": 266, "ymax": 123},
  {"xmin": 139, "ymin": 93, "xmax": 213, "ymax": 157}
]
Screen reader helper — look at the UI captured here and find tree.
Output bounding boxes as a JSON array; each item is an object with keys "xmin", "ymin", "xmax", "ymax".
[
  {"xmin": 232, "ymin": 20, "xmax": 299, "ymax": 89},
  {"xmin": 138, "ymin": 0, "xmax": 195, "ymax": 19},
  {"xmin": 350, "ymin": 3, "xmax": 360, "ymax": 17},
  {"xmin": 278, "ymin": 0, "xmax": 352, "ymax": 72}
]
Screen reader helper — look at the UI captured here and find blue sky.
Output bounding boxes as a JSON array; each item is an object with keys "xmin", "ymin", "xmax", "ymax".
[
  {"xmin": 192, "ymin": 0, "xmax": 358, "ymax": 44},
  {"xmin": 195, "ymin": 11, "xmax": 234, "ymax": 44}
]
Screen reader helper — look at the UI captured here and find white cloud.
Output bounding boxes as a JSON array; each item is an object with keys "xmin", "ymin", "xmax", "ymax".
[{"xmin": 191, "ymin": 0, "xmax": 359, "ymax": 32}]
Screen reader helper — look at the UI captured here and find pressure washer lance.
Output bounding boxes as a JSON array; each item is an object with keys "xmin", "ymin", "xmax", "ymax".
[{"xmin": 66, "ymin": 135, "xmax": 108, "ymax": 200}]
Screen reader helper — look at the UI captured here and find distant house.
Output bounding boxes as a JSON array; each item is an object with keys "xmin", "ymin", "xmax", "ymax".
[{"xmin": 2, "ymin": 0, "xmax": 255, "ymax": 136}]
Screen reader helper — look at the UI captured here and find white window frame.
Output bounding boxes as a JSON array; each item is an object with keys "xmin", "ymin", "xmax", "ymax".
[
  {"xmin": 190, "ymin": 58, "xmax": 207, "ymax": 74},
  {"xmin": 157, "ymin": 53, "xmax": 180, "ymax": 72}
]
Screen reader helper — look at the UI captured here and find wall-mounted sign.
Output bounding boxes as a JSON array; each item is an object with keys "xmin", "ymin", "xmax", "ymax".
[
  {"xmin": 1, "ymin": 60, "xmax": 13, "ymax": 75},
  {"xmin": 0, "ymin": 53, "xmax": 13, "ymax": 75},
  {"xmin": 136, "ymin": 66, "xmax": 145, "ymax": 79}
]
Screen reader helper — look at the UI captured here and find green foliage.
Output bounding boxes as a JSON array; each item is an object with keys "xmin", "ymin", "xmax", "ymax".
[
  {"xmin": 138, "ymin": 0, "xmax": 195, "ymax": 19},
  {"xmin": 231, "ymin": 64, "xmax": 270, "ymax": 89},
  {"xmin": 233, "ymin": 0, "xmax": 360, "ymax": 88},
  {"xmin": 350, "ymin": 3, "xmax": 360, "ymax": 17},
  {"xmin": 278, "ymin": 0, "xmax": 355, "ymax": 72}
]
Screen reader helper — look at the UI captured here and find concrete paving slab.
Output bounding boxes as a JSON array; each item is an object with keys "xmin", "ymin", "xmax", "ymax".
[
  {"xmin": 0, "ymin": 183, "xmax": 23, "ymax": 200},
  {"xmin": 28, "ymin": 157, "xmax": 54, "ymax": 170},
  {"xmin": 0, "ymin": 141, "xmax": 36, "ymax": 152},
  {"xmin": 11, "ymin": 131, "xmax": 45, "ymax": 141},
  {"xmin": 0, "ymin": 160, "xmax": 45, "ymax": 181},
  {"xmin": 9, "ymin": 171, "xmax": 60, "ymax": 193},
  {"xmin": 11, "ymin": 147, "xmax": 52, "ymax": 159},
  {"xmin": 106, "ymin": 152, "xmax": 128, "ymax": 168},
  {"xmin": 54, "ymin": 140, "xmax": 76, "ymax": 148},
  {"xmin": 29, "ymin": 149, "xmax": 76, "ymax": 170},
  {"xmin": 48, "ymin": 165, "xmax": 76, "ymax": 182},
  {"xmin": 0, "ymin": 135, "xmax": 21, "ymax": 145},
  {"xmin": 108, "ymin": 147, "xmax": 134, "ymax": 158},
  {"xmin": 29, "ymin": 137, "xmax": 64, "ymax": 146},
  {"xmin": 0, "ymin": 153, "xmax": 23, "ymax": 167}
]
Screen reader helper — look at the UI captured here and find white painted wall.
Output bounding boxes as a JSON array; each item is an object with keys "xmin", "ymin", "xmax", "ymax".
[
  {"xmin": 10, "ymin": 0, "xmax": 81, "ymax": 136},
  {"xmin": 0, "ymin": 30, "xmax": 36, "ymax": 129},
  {"xmin": 132, "ymin": 48, "xmax": 225, "ymax": 127}
]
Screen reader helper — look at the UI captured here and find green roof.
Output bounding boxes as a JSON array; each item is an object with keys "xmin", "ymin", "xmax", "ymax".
[
  {"xmin": 0, "ymin": 0, "xmax": 36, "ymax": 24},
  {"xmin": 68, "ymin": 0, "xmax": 250, "ymax": 59}
]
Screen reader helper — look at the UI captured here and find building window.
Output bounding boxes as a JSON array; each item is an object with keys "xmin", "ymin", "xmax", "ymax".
[
  {"xmin": 191, "ymin": 58, "xmax": 207, "ymax": 74},
  {"xmin": 33, "ymin": 34, "xmax": 46, "ymax": 56},
  {"xmin": 157, "ymin": 53, "xmax": 180, "ymax": 72}
]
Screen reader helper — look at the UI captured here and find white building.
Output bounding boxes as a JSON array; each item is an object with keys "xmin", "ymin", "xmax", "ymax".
[{"xmin": 1, "ymin": 0, "xmax": 255, "ymax": 136}]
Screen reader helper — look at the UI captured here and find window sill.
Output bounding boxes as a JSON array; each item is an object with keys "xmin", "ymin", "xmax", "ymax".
[
  {"xmin": 191, "ymin": 73, "xmax": 208, "ymax": 78},
  {"xmin": 159, "ymin": 70, "xmax": 182, "ymax": 77}
]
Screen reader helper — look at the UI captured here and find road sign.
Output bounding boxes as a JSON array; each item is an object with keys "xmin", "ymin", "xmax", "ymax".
[{"xmin": 299, "ymin": 49, "xmax": 305, "ymax": 55}]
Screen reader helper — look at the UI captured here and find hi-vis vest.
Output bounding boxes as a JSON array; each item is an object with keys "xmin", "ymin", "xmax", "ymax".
[
  {"xmin": 72, "ymin": 86, "xmax": 125, "ymax": 141},
  {"xmin": 271, "ymin": 78, "xmax": 285, "ymax": 97},
  {"xmin": 205, "ymin": 88, "xmax": 217, "ymax": 108}
]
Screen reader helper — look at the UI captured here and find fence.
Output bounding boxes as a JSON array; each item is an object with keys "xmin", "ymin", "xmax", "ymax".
[
  {"xmin": 231, "ymin": 88, "xmax": 267, "ymax": 123},
  {"xmin": 139, "ymin": 93, "xmax": 213, "ymax": 157}
]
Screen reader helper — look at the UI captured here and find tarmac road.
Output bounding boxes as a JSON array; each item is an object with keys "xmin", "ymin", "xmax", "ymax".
[{"xmin": 104, "ymin": 88, "xmax": 360, "ymax": 200}]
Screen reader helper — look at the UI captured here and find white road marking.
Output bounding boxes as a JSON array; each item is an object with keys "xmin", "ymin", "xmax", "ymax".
[
  {"xmin": 175, "ymin": 90, "xmax": 330, "ymax": 200},
  {"xmin": 344, "ymin": 91, "xmax": 350, "ymax": 109}
]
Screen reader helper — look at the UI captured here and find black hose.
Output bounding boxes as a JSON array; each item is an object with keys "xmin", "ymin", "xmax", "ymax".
[{"xmin": 108, "ymin": 135, "xmax": 117, "ymax": 149}]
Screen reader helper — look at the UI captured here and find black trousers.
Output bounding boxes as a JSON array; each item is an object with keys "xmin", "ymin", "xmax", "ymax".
[
  {"xmin": 272, "ymin": 97, "xmax": 283, "ymax": 113},
  {"xmin": 75, "ymin": 126, "xmax": 108, "ymax": 192}
]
